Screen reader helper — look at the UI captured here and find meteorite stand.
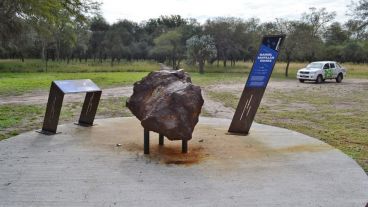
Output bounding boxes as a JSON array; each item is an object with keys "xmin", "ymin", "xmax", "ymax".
[
  {"xmin": 143, "ymin": 129, "xmax": 188, "ymax": 154},
  {"xmin": 1, "ymin": 117, "xmax": 368, "ymax": 206}
]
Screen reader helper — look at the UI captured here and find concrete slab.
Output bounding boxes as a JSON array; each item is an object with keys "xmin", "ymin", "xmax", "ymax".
[{"xmin": 0, "ymin": 117, "xmax": 367, "ymax": 207}]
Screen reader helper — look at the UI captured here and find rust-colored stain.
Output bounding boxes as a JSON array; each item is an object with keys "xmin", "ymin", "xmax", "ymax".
[
  {"xmin": 81, "ymin": 118, "xmax": 333, "ymax": 168},
  {"xmin": 123, "ymin": 142, "xmax": 206, "ymax": 166}
]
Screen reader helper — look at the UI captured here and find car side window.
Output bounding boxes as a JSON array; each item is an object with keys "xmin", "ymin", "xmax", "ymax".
[
  {"xmin": 330, "ymin": 63, "xmax": 335, "ymax": 68},
  {"xmin": 323, "ymin": 64, "xmax": 330, "ymax": 69}
]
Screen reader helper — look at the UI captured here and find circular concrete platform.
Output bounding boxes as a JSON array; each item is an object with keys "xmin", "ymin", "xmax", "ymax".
[{"xmin": 0, "ymin": 117, "xmax": 367, "ymax": 207}]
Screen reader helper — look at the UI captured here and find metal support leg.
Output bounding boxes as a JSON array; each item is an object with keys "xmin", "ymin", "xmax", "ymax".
[
  {"xmin": 144, "ymin": 129, "xmax": 150, "ymax": 154},
  {"xmin": 159, "ymin": 134, "xmax": 164, "ymax": 146},
  {"xmin": 78, "ymin": 91, "xmax": 102, "ymax": 126},
  {"xmin": 40, "ymin": 82, "xmax": 64, "ymax": 134},
  {"xmin": 182, "ymin": 140, "xmax": 188, "ymax": 153}
]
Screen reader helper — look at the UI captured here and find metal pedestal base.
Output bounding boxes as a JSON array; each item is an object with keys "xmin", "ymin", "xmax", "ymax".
[{"xmin": 143, "ymin": 129, "xmax": 188, "ymax": 154}]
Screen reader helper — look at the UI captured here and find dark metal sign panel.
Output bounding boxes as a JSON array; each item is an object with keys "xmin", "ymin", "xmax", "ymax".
[
  {"xmin": 54, "ymin": 79, "xmax": 101, "ymax": 94},
  {"xmin": 228, "ymin": 35, "xmax": 285, "ymax": 134}
]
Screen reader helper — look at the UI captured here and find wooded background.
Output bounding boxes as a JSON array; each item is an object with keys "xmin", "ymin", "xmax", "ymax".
[{"xmin": 1, "ymin": 0, "xmax": 368, "ymax": 74}]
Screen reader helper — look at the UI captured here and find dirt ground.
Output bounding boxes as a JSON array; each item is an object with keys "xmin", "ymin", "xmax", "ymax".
[{"xmin": 204, "ymin": 78, "xmax": 368, "ymax": 113}]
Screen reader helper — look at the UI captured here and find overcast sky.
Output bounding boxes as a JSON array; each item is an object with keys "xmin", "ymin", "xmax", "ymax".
[{"xmin": 100, "ymin": 0, "xmax": 351, "ymax": 24}]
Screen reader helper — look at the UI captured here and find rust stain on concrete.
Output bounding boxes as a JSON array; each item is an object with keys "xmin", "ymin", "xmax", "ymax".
[{"xmin": 79, "ymin": 118, "xmax": 333, "ymax": 168}]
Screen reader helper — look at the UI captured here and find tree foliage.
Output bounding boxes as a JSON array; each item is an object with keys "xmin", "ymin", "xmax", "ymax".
[
  {"xmin": 186, "ymin": 35, "xmax": 217, "ymax": 73},
  {"xmin": 1, "ymin": 5, "xmax": 368, "ymax": 71}
]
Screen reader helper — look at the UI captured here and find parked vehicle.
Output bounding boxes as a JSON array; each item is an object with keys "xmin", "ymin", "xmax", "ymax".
[{"xmin": 296, "ymin": 61, "xmax": 347, "ymax": 83}]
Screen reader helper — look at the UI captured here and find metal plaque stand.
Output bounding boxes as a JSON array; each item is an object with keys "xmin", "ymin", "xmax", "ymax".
[
  {"xmin": 38, "ymin": 79, "xmax": 102, "ymax": 135},
  {"xmin": 143, "ymin": 129, "xmax": 188, "ymax": 154},
  {"xmin": 228, "ymin": 35, "xmax": 285, "ymax": 135}
]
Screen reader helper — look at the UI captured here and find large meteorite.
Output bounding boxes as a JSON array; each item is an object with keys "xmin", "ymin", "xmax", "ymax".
[{"xmin": 126, "ymin": 69, "xmax": 204, "ymax": 143}]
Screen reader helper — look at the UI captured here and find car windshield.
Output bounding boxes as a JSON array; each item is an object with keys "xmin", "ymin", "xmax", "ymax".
[{"xmin": 306, "ymin": 63, "xmax": 324, "ymax": 69}]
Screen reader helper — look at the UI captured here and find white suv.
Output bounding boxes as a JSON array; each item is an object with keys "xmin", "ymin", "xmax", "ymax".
[{"xmin": 296, "ymin": 61, "xmax": 347, "ymax": 83}]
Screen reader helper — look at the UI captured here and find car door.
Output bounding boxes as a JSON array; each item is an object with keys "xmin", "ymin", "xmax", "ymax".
[
  {"xmin": 330, "ymin": 63, "xmax": 337, "ymax": 78},
  {"xmin": 323, "ymin": 63, "xmax": 332, "ymax": 79}
]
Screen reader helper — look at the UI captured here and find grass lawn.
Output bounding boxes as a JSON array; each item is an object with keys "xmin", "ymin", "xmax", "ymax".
[{"xmin": 0, "ymin": 72, "xmax": 149, "ymax": 95}]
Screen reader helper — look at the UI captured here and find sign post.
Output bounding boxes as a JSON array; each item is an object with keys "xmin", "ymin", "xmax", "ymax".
[{"xmin": 228, "ymin": 35, "xmax": 285, "ymax": 134}]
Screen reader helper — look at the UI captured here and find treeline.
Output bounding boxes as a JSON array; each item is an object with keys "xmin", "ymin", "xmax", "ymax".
[{"xmin": 1, "ymin": 0, "xmax": 368, "ymax": 73}]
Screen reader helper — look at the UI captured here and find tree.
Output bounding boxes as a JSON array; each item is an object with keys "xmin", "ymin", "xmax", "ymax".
[
  {"xmin": 143, "ymin": 15, "xmax": 188, "ymax": 45},
  {"xmin": 89, "ymin": 16, "xmax": 109, "ymax": 62},
  {"xmin": 302, "ymin": 7, "xmax": 336, "ymax": 38},
  {"xmin": 204, "ymin": 17, "xmax": 257, "ymax": 67},
  {"xmin": 150, "ymin": 29, "xmax": 184, "ymax": 69},
  {"xmin": 73, "ymin": 24, "xmax": 91, "ymax": 62},
  {"xmin": 347, "ymin": 0, "xmax": 368, "ymax": 39},
  {"xmin": 274, "ymin": 19, "xmax": 298, "ymax": 77},
  {"xmin": 341, "ymin": 41, "xmax": 367, "ymax": 63},
  {"xmin": 186, "ymin": 35, "xmax": 217, "ymax": 74},
  {"xmin": 0, "ymin": 0, "xmax": 100, "ymax": 63},
  {"xmin": 350, "ymin": 0, "xmax": 368, "ymax": 31},
  {"xmin": 324, "ymin": 22, "xmax": 349, "ymax": 45}
]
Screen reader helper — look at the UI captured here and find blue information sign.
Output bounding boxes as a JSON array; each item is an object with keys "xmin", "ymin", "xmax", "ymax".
[
  {"xmin": 229, "ymin": 35, "xmax": 285, "ymax": 135},
  {"xmin": 246, "ymin": 44, "xmax": 278, "ymax": 88}
]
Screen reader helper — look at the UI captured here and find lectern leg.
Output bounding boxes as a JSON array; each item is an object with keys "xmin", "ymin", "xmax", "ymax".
[
  {"xmin": 78, "ymin": 91, "xmax": 102, "ymax": 126},
  {"xmin": 40, "ymin": 82, "xmax": 64, "ymax": 134}
]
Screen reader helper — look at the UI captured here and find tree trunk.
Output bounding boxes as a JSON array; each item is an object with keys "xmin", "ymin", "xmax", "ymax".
[
  {"xmin": 41, "ymin": 42, "xmax": 46, "ymax": 61},
  {"xmin": 111, "ymin": 57, "xmax": 115, "ymax": 67},
  {"xmin": 285, "ymin": 56, "xmax": 290, "ymax": 77},
  {"xmin": 172, "ymin": 55, "xmax": 176, "ymax": 70},
  {"xmin": 56, "ymin": 39, "xmax": 60, "ymax": 61},
  {"xmin": 199, "ymin": 60, "xmax": 205, "ymax": 74},
  {"xmin": 45, "ymin": 51, "xmax": 48, "ymax": 72}
]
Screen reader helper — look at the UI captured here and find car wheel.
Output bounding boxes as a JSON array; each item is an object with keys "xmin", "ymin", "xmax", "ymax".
[
  {"xmin": 316, "ymin": 75, "xmax": 323, "ymax": 84},
  {"xmin": 336, "ymin": 74, "xmax": 343, "ymax": 83},
  {"xmin": 299, "ymin": 79, "xmax": 305, "ymax": 83}
]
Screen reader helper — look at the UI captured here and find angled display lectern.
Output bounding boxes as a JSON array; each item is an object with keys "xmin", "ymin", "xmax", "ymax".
[{"xmin": 38, "ymin": 79, "xmax": 102, "ymax": 135}]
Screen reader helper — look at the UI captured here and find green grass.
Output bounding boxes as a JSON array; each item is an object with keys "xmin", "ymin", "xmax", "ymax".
[
  {"xmin": 0, "ymin": 59, "xmax": 159, "ymax": 73},
  {"xmin": 0, "ymin": 72, "xmax": 149, "ymax": 96},
  {"xmin": 0, "ymin": 104, "xmax": 44, "ymax": 140},
  {"xmin": 207, "ymin": 88, "xmax": 368, "ymax": 173},
  {"xmin": 0, "ymin": 97, "xmax": 132, "ymax": 141}
]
